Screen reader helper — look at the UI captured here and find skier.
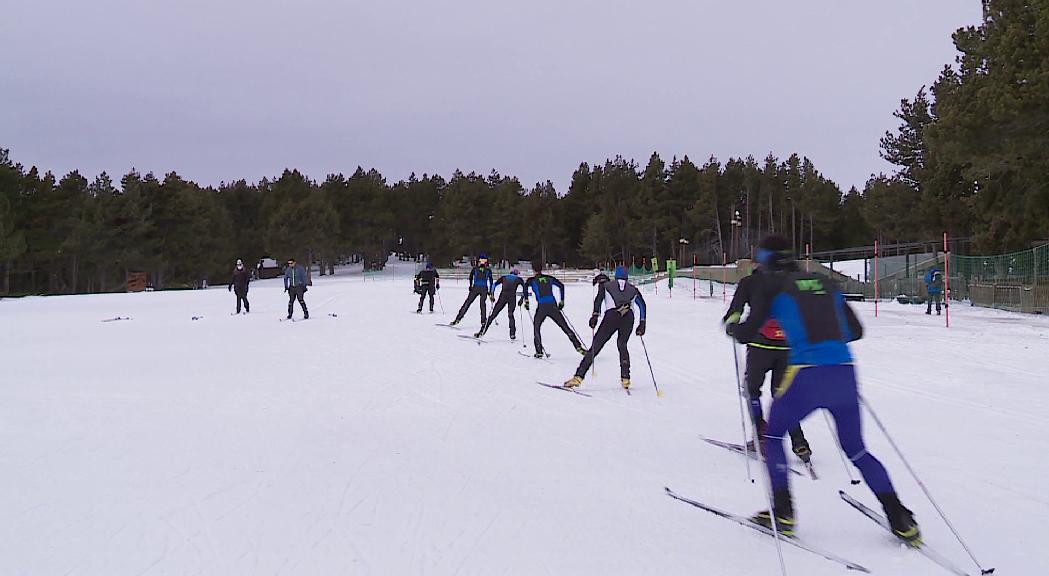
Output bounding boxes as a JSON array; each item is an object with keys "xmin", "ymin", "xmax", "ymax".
[
  {"xmin": 523, "ymin": 261, "xmax": 587, "ymax": 358},
  {"xmin": 722, "ymin": 264, "xmax": 812, "ymax": 462},
  {"xmin": 724, "ymin": 235, "xmax": 920, "ymax": 545},
  {"xmin": 476, "ymin": 267, "xmax": 526, "ymax": 339},
  {"xmin": 449, "ymin": 253, "xmax": 493, "ymax": 327},
  {"xmin": 924, "ymin": 266, "xmax": 944, "ymax": 315},
  {"xmin": 228, "ymin": 258, "xmax": 251, "ymax": 314},
  {"xmin": 414, "ymin": 262, "xmax": 440, "ymax": 313},
  {"xmin": 284, "ymin": 257, "xmax": 309, "ymax": 320},
  {"xmin": 564, "ymin": 266, "xmax": 645, "ymax": 389}
]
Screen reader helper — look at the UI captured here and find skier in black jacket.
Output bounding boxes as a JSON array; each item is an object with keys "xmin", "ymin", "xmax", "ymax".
[
  {"xmin": 723, "ymin": 265, "xmax": 811, "ymax": 461},
  {"xmin": 414, "ymin": 263, "xmax": 440, "ymax": 313},
  {"xmin": 565, "ymin": 266, "xmax": 645, "ymax": 390},
  {"xmin": 450, "ymin": 253, "xmax": 494, "ymax": 327},
  {"xmin": 523, "ymin": 261, "xmax": 586, "ymax": 358},
  {"xmin": 228, "ymin": 259, "xmax": 251, "ymax": 314},
  {"xmin": 476, "ymin": 268, "xmax": 526, "ymax": 339}
]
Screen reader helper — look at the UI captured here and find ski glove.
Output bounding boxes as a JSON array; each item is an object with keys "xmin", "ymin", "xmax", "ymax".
[
  {"xmin": 724, "ymin": 322, "xmax": 738, "ymax": 338},
  {"xmin": 558, "ymin": 301, "xmax": 564, "ymax": 310},
  {"xmin": 588, "ymin": 313, "xmax": 599, "ymax": 329},
  {"xmin": 635, "ymin": 320, "xmax": 646, "ymax": 337},
  {"xmin": 228, "ymin": 285, "xmax": 232, "ymax": 292},
  {"xmin": 524, "ymin": 300, "xmax": 530, "ymax": 310},
  {"xmin": 489, "ymin": 294, "xmax": 496, "ymax": 302}
]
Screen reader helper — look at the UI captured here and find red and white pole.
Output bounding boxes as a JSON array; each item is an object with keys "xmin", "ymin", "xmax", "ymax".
[
  {"xmin": 944, "ymin": 232, "xmax": 950, "ymax": 329},
  {"xmin": 874, "ymin": 240, "xmax": 879, "ymax": 318}
]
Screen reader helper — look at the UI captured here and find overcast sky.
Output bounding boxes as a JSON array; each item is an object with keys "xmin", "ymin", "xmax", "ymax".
[{"xmin": 1, "ymin": 0, "xmax": 981, "ymax": 193}]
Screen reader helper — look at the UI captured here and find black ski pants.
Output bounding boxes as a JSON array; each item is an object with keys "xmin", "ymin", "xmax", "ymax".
[
  {"xmin": 533, "ymin": 303, "xmax": 581, "ymax": 355},
  {"xmin": 287, "ymin": 285, "xmax": 308, "ymax": 317},
  {"xmin": 745, "ymin": 345, "xmax": 807, "ymax": 449},
  {"xmin": 235, "ymin": 290, "xmax": 249, "ymax": 314},
  {"xmin": 481, "ymin": 296, "xmax": 517, "ymax": 337},
  {"xmin": 454, "ymin": 286, "xmax": 488, "ymax": 325},
  {"xmin": 575, "ymin": 310, "xmax": 632, "ymax": 379},
  {"xmin": 417, "ymin": 286, "xmax": 436, "ymax": 311}
]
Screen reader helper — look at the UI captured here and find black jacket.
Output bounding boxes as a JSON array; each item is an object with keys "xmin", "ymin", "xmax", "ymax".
[
  {"xmin": 723, "ymin": 269, "xmax": 788, "ymax": 350},
  {"xmin": 230, "ymin": 268, "xmax": 250, "ymax": 294}
]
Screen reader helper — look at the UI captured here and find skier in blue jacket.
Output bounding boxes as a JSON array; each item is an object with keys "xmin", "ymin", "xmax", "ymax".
[
  {"xmin": 450, "ymin": 253, "xmax": 494, "ymax": 327},
  {"xmin": 476, "ymin": 268, "xmax": 526, "ymax": 339},
  {"xmin": 284, "ymin": 258, "xmax": 309, "ymax": 320},
  {"xmin": 924, "ymin": 267, "xmax": 944, "ymax": 315}
]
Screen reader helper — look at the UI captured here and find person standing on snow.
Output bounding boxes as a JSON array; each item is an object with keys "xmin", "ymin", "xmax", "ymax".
[
  {"xmin": 476, "ymin": 267, "xmax": 526, "ymax": 339},
  {"xmin": 414, "ymin": 262, "xmax": 440, "ymax": 313},
  {"xmin": 724, "ymin": 235, "xmax": 920, "ymax": 545},
  {"xmin": 450, "ymin": 253, "xmax": 494, "ymax": 327},
  {"xmin": 564, "ymin": 266, "xmax": 645, "ymax": 390},
  {"xmin": 723, "ymin": 264, "xmax": 812, "ymax": 462},
  {"xmin": 924, "ymin": 266, "xmax": 944, "ymax": 315},
  {"xmin": 522, "ymin": 261, "xmax": 587, "ymax": 358},
  {"xmin": 284, "ymin": 257, "xmax": 309, "ymax": 320},
  {"xmin": 228, "ymin": 259, "xmax": 251, "ymax": 314}
]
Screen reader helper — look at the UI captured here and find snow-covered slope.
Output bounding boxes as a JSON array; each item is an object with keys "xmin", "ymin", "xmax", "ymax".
[{"xmin": 1, "ymin": 273, "xmax": 1043, "ymax": 575}]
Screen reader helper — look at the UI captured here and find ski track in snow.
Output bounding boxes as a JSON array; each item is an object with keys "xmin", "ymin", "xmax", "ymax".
[{"xmin": 0, "ymin": 267, "xmax": 1044, "ymax": 575}]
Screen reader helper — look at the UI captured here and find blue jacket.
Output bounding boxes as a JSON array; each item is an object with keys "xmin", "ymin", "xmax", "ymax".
[
  {"xmin": 469, "ymin": 265, "xmax": 494, "ymax": 291},
  {"xmin": 284, "ymin": 264, "xmax": 308, "ymax": 289},
  {"xmin": 925, "ymin": 268, "xmax": 943, "ymax": 294},
  {"xmin": 734, "ymin": 270, "xmax": 862, "ymax": 366}
]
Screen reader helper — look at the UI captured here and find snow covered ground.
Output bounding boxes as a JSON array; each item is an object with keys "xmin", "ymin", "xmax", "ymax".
[{"xmin": 2, "ymin": 268, "xmax": 1045, "ymax": 575}]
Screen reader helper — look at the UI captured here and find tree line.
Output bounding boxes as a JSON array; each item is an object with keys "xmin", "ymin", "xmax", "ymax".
[
  {"xmin": 0, "ymin": 147, "xmax": 876, "ymax": 295},
  {"xmin": 2, "ymin": 0, "xmax": 1044, "ymax": 296}
]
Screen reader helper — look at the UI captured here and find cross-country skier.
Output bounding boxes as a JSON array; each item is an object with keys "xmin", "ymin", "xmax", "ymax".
[
  {"xmin": 523, "ymin": 260, "xmax": 586, "ymax": 358},
  {"xmin": 228, "ymin": 258, "xmax": 251, "ymax": 314},
  {"xmin": 722, "ymin": 264, "xmax": 812, "ymax": 462},
  {"xmin": 449, "ymin": 253, "xmax": 493, "ymax": 327},
  {"xmin": 414, "ymin": 262, "xmax": 440, "ymax": 313},
  {"xmin": 564, "ymin": 266, "xmax": 645, "ymax": 389},
  {"xmin": 725, "ymin": 235, "xmax": 920, "ymax": 545},
  {"xmin": 476, "ymin": 267, "xmax": 526, "ymax": 339},
  {"xmin": 284, "ymin": 257, "xmax": 309, "ymax": 320},
  {"xmin": 924, "ymin": 266, "xmax": 944, "ymax": 315}
]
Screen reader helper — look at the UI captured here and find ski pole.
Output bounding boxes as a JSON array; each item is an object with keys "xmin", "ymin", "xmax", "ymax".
[
  {"xmin": 730, "ymin": 341, "xmax": 753, "ymax": 483},
  {"xmin": 860, "ymin": 394, "xmax": 994, "ymax": 575},
  {"xmin": 437, "ymin": 289, "xmax": 445, "ymax": 314},
  {"xmin": 822, "ymin": 411, "xmax": 861, "ymax": 485},
  {"xmin": 733, "ymin": 341, "xmax": 788, "ymax": 574},
  {"xmin": 638, "ymin": 335, "xmax": 662, "ymax": 397}
]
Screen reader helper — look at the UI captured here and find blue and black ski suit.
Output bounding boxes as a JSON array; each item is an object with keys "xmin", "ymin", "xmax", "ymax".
[
  {"xmin": 730, "ymin": 269, "xmax": 901, "ymax": 505},
  {"xmin": 453, "ymin": 264, "xmax": 494, "ymax": 325},
  {"xmin": 480, "ymin": 273, "xmax": 526, "ymax": 338},
  {"xmin": 524, "ymin": 273, "xmax": 583, "ymax": 355}
]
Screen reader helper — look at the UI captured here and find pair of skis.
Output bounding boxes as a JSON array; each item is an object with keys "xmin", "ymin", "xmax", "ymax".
[
  {"xmin": 666, "ymin": 486, "xmax": 975, "ymax": 575},
  {"xmin": 701, "ymin": 436, "xmax": 814, "ymax": 479}
]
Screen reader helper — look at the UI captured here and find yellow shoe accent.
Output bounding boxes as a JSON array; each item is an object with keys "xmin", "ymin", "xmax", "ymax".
[
  {"xmin": 621, "ymin": 378, "xmax": 631, "ymax": 389},
  {"xmin": 563, "ymin": 376, "xmax": 583, "ymax": 388}
]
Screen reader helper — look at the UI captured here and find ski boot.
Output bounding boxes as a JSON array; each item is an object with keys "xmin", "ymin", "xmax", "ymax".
[
  {"xmin": 563, "ymin": 375, "xmax": 583, "ymax": 388},
  {"xmin": 473, "ymin": 331, "xmax": 483, "ymax": 338},
  {"xmin": 449, "ymin": 320, "xmax": 459, "ymax": 326},
  {"xmin": 791, "ymin": 439, "xmax": 812, "ymax": 463},
  {"xmin": 750, "ymin": 490, "xmax": 795, "ymax": 537},
  {"xmin": 303, "ymin": 311, "xmax": 309, "ymax": 320},
  {"xmin": 575, "ymin": 345, "xmax": 588, "ymax": 356},
  {"xmin": 416, "ymin": 307, "xmax": 422, "ymax": 313},
  {"xmin": 620, "ymin": 378, "xmax": 631, "ymax": 390},
  {"xmin": 877, "ymin": 493, "xmax": 922, "ymax": 547}
]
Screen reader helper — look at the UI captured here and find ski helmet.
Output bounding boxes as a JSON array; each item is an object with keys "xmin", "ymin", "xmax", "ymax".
[
  {"xmin": 755, "ymin": 235, "xmax": 796, "ymax": 271},
  {"xmin": 425, "ymin": 262, "xmax": 434, "ymax": 270}
]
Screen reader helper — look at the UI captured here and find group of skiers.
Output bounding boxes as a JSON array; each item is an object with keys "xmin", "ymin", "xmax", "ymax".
[
  {"xmin": 225, "ymin": 257, "xmax": 310, "ymax": 319},
  {"xmin": 421, "ymin": 253, "xmax": 647, "ymax": 390},
  {"xmin": 420, "ymin": 237, "xmax": 922, "ymax": 549}
]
